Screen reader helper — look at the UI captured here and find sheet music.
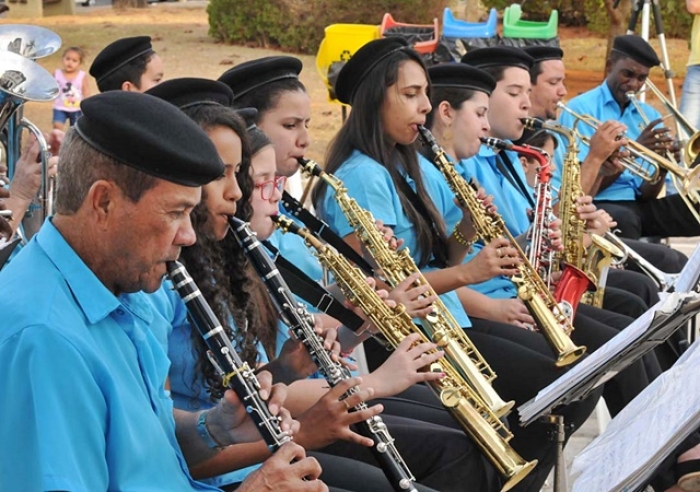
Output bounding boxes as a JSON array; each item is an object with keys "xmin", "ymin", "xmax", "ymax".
[
  {"xmin": 673, "ymin": 243, "xmax": 700, "ymax": 293},
  {"xmin": 518, "ymin": 292, "xmax": 700, "ymax": 425},
  {"xmin": 571, "ymin": 340, "xmax": 700, "ymax": 492}
]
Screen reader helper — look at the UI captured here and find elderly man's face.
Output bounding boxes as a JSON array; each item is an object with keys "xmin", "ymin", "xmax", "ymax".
[{"xmin": 107, "ymin": 179, "xmax": 200, "ymax": 294}]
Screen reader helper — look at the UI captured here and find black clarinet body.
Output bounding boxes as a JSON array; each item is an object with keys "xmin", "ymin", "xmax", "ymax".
[
  {"xmin": 229, "ymin": 216, "xmax": 418, "ymax": 492},
  {"xmin": 166, "ymin": 260, "xmax": 292, "ymax": 452}
]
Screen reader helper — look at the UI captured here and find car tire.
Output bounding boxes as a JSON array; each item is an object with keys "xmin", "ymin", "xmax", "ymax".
[{"xmin": 81, "ymin": 0, "xmax": 95, "ymax": 6}]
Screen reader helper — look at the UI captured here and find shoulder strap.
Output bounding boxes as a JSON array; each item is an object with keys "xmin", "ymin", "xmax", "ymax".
[
  {"xmin": 280, "ymin": 191, "xmax": 375, "ymax": 276},
  {"xmin": 262, "ymin": 240, "xmax": 365, "ymax": 331},
  {"xmin": 495, "ymin": 152, "xmax": 536, "ymax": 208}
]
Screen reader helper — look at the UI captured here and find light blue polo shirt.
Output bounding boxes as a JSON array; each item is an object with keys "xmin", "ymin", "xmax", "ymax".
[
  {"xmin": 0, "ymin": 219, "xmax": 218, "ymax": 492},
  {"xmin": 317, "ymin": 149, "xmax": 471, "ymax": 328},
  {"xmin": 558, "ymin": 82, "xmax": 662, "ymax": 201}
]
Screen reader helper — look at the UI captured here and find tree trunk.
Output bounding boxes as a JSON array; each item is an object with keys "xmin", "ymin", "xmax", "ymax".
[
  {"xmin": 604, "ymin": 0, "xmax": 631, "ymax": 58},
  {"xmin": 113, "ymin": 0, "xmax": 148, "ymax": 8}
]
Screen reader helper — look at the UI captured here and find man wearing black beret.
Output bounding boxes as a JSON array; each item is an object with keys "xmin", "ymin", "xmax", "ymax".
[
  {"xmin": 558, "ymin": 34, "xmax": 700, "ymax": 241},
  {"xmin": 0, "ymin": 91, "xmax": 315, "ymax": 492},
  {"xmin": 90, "ymin": 35, "xmax": 164, "ymax": 93},
  {"xmin": 524, "ymin": 44, "xmax": 689, "ymax": 281}
]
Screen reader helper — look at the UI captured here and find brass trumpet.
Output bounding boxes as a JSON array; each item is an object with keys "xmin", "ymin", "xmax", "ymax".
[
  {"xmin": 639, "ymin": 79, "xmax": 700, "ymax": 166},
  {"xmin": 557, "ymin": 101, "xmax": 700, "ymax": 224}
]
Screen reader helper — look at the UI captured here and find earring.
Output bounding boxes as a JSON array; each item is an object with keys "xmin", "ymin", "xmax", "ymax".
[{"xmin": 443, "ymin": 126, "xmax": 453, "ymax": 142}]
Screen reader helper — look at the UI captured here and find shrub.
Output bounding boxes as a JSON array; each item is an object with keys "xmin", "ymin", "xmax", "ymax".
[
  {"xmin": 208, "ymin": 0, "xmax": 449, "ymax": 53},
  {"xmin": 481, "ymin": 0, "xmax": 692, "ymax": 37}
]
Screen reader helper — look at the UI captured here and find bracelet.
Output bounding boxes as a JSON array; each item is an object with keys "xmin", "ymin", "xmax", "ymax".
[
  {"xmin": 197, "ymin": 410, "xmax": 228, "ymax": 450},
  {"xmin": 453, "ymin": 224, "xmax": 476, "ymax": 252}
]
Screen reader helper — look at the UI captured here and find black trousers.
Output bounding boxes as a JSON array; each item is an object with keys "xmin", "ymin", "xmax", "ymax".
[
  {"xmin": 621, "ymin": 237, "xmax": 688, "ymax": 273},
  {"xmin": 223, "ymin": 451, "xmax": 440, "ymax": 492},
  {"xmin": 320, "ymin": 413, "xmax": 500, "ymax": 492},
  {"xmin": 606, "ymin": 269, "xmax": 660, "ymax": 311},
  {"xmin": 595, "ymin": 195, "xmax": 700, "ymax": 240}
]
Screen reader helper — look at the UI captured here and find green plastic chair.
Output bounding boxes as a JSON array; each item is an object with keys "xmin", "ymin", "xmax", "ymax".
[{"xmin": 503, "ymin": 3, "xmax": 558, "ymax": 40}]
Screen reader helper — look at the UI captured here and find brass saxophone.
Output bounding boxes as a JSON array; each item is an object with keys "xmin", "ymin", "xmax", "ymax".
[
  {"xmin": 273, "ymin": 215, "xmax": 537, "ymax": 492},
  {"xmin": 521, "ymin": 118, "xmax": 624, "ymax": 309},
  {"xmin": 300, "ymin": 157, "xmax": 514, "ymax": 418},
  {"xmin": 421, "ymin": 129, "xmax": 585, "ymax": 367}
]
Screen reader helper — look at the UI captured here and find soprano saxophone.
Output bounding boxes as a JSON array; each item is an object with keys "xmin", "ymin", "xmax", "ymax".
[
  {"xmin": 521, "ymin": 118, "xmax": 624, "ymax": 309},
  {"xmin": 300, "ymin": 157, "xmax": 514, "ymax": 418},
  {"xmin": 274, "ymin": 215, "xmax": 537, "ymax": 492},
  {"xmin": 421, "ymin": 129, "xmax": 585, "ymax": 367},
  {"xmin": 229, "ymin": 216, "xmax": 417, "ymax": 492}
]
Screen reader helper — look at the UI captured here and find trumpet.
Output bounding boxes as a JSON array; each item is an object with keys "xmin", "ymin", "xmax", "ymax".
[
  {"xmin": 638, "ymin": 78, "xmax": 700, "ymax": 165},
  {"xmin": 603, "ymin": 231, "xmax": 678, "ymax": 291},
  {"xmin": 557, "ymin": 101, "xmax": 700, "ymax": 225}
]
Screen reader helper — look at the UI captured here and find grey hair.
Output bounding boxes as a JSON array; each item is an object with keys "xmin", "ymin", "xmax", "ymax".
[{"xmin": 55, "ymin": 129, "xmax": 159, "ymax": 215}]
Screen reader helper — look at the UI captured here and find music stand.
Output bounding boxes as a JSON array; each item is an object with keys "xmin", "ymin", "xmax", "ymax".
[
  {"xmin": 518, "ymin": 292, "xmax": 700, "ymax": 426},
  {"xmin": 570, "ymin": 338, "xmax": 700, "ymax": 491}
]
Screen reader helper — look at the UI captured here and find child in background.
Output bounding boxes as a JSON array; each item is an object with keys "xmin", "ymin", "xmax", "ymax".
[{"xmin": 53, "ymin": 47, "xmax": 90, "ymax": 130}]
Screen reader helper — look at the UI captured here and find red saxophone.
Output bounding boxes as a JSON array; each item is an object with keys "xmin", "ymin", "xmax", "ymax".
[{"xmin": 490, "ymin": 138, "xmax": 595, "ymax": 322}]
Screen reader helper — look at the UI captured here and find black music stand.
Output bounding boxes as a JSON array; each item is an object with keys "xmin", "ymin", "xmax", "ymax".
[{"xmin": 518, "ymin": 292, "xmax": 700, "ymax": 426}]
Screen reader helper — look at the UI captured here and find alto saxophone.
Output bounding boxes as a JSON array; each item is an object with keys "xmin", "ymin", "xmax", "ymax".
[
  {"xmin": 513, "ymin": 139, "xmax": 595, "ymax": 322},
  {"xmin": 521, "ymin": 118, "xmax": 624, "ymax": 309},
  {"xmin": 421, "ymin": 129, "xmax": 585, "ymax": 367},
  {"xmin": 274, "ymin": 215, "xmax": 537, "ymax": 492},
  {"xmin": 299, "ymin": 157, "xmax": 514, "ymax": 418}
]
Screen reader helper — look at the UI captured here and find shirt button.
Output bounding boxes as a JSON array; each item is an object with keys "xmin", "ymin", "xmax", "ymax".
[{"xmin": 116, "ymin": 308, "xmax": 125, "ymax": 316}]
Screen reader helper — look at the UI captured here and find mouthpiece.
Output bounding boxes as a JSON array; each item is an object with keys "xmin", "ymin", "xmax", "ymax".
[
  {"xmin": 271, "ymin": 214, "xmax": 301, "ymax": 235},
  {"xmin": 297, "ymin": 157, "xmax": 323, "ymax": 177},
  {"xmin": 520, "ymin": 117, "xmax": 545, "ymax": 130},
  {"xmin": 480, "ymin": 137, "xmax": 513, "ymax": 151}
]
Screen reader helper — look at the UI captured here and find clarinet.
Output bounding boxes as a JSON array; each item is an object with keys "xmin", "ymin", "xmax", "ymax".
[
  {"xmin": 166, "ymin": 260, "xmax": 292, "ymax": 452},
  {"xmin": 228, "ymin": 216, "xmax": 418, "ymax": 492}
]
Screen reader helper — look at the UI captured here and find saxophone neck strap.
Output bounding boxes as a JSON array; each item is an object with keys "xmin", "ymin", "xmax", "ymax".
[
  {"xmin": 262, "ymin": 240, "xmax": 365, "ymax": 332},
  {"xmin": 280, "ymin": 191, "xmax": 375, "ymax": 276}
]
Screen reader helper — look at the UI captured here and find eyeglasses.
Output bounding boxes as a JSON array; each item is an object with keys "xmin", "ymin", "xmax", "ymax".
[{"xmin": 254, "ymin": 176, "xmax": 286, "ymax": 200}]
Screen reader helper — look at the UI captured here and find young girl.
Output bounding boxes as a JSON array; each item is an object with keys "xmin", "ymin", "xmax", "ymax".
[{"xmin": 53, "ymin": 47, "xmax": 90, "ymax": 130}]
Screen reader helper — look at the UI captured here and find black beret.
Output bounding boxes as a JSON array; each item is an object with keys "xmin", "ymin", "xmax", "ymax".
[
  {"xmin": 90, "ymin": 36, "xmax": 153, "ymax": 83},
  {"xmin": 611, "ymin": 34, "xmax": 660, "ymax": 67},
  {"xmin": 428, "ymin": 63, "xmax": 496, "ymax": 95},
  {"xmin": 145, "ymin": 77, "xmax": 234, "ymax": 109},
  {"xmin": 513, "ymin": 127, "xmax": 558, "ymax": 149},
  {"xmin": 218, "ymin": 56, "xmax": 302, "ymax": 103},
  {"xmin": 522, "ymin": 46, "xmax": 564, "ymax": 64},
  {"xmin": 335, "ymin": 37, "xmax": 412, "ymax": 105},
  {"xmin": 461, "ymin": 46, "xmax": 534, "ymax": 71},
  {"xmin": 75, "ymin": 91, "xmax": 224, "ymax": 187},
  {"xmin": 235, "ymin": 107, "xmax": 258, "ymax": 131}
]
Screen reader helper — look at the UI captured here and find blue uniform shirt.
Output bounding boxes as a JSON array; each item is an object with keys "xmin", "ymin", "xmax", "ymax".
[
  {"xmin": 558, "ymin": 82, "xmax": 662, "ymax": 201},
  {"xmin": 318, "ymin": 150, "xmax": 472, "ymax": 328},
  {"xmin": 0, "ymin": 219, "xmax": 218, "ymax": 492}
]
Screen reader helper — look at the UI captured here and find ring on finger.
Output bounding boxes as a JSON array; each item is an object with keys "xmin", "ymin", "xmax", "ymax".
[{"xmin": 341, "ymin": 399, "xmax": 350, "ymax": 411}]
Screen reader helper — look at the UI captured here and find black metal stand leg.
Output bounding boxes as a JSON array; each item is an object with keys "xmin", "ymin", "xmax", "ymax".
[{"xmin": 546, "ymin": 414, "xmax": 571, "ymax": 492}]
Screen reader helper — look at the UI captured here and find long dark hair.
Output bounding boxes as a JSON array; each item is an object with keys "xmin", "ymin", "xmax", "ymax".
[
  {"xmin": 178, "ymin": 103, "xmax": 275, "ymax": 402},
  {"xmin": 312, "ymin": 50, "xmax": 448, "ymax": 268}
]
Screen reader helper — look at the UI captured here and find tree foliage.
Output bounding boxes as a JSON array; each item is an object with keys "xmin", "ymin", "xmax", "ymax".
[{"xmin": 208, "ymin": 0, "xmax": 449, "ymax": 53}]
